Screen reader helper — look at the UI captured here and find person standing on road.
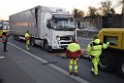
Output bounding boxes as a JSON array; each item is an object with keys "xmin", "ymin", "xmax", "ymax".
[
  {"xmin": 25, "ymin": 30, "xmax": 30, "ymax": 51},
  {"xmin": 2, "ymin": 32, "xmax": 8, "ymax": 52},
  {"xmin": 66, "ymin": 37, "xmax": 81, "ymax": 76},
  {"xmin": 87, "ymin": 35, "xmax": 109, "ymax": 76}
]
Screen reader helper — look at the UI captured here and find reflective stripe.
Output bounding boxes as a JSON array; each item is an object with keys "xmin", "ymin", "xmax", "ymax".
[
  {"xmin": 91, "ymin": 43, "xmax": 102, "ymax": 51},
  {"xmin": 92, "ymin": 48, "xmax": 102, "ymax": 51},
  {"xmin": 69, "ymin": 59, "xmax": 73, "ymax": 71},
  {"xmin": 25, "ymin": 33, "xmax": 30, "ymax": 40},
  {"xmin": 25, "ymin": 33, "xmax": 30, "ymax": 45},
  {"xmin": 92, "ymin": 56, "xmax": 99, "ymax": 75},
  {"xmin": 69, "ymin": 58, "xmax": 78, "ymax": 72}
]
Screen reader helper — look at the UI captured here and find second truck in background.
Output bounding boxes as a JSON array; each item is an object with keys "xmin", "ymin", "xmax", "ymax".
[
  {"xmin": 0, "ymin": 21, "xmax": 10, "ymax": 37},
  {"xmin": 9, "ymin": 5, "xmax": 77, "ymax": 52}
]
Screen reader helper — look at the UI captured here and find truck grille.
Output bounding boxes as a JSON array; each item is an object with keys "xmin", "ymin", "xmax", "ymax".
[
  {"xmin": 60, "ymin": 36, "xmax": 70, "ymax": 40},
  {"xmin": 61, "ymin": 45, "xmax": 68, "ymax": 48},
  {"xmin": 60, "ymin": 42, "xmax": 71, "ymax": 44}
]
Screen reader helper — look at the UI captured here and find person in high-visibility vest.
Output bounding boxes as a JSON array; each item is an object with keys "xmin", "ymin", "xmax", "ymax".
[
  {"xmin": 87, "ymin": 35, "xmax": 109, "ymax": 76},
  {"xmin": 25, "ymin": 30, "xmax": 30, "ymax": 51},
  {"xmin": 2, "ymin": 32, "xmax": 8, "ymax": 52},
  {"xmin": 66, "ymin": 38, "xmax": 81, "ymax": 76}
]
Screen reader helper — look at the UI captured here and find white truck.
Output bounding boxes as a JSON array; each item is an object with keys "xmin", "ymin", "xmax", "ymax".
[{"xmin": 9, "ymin": 5, "xmax": 77, "ymax": 52}]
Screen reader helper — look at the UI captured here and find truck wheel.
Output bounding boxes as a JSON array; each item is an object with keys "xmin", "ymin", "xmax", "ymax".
[
  {"xmin": 117, "ymin": 57, "xmax": 124, "ymax": 77},
  {"xmin": 31, "ymin": 38, "xmax": 36, "ymax": 47},
  {"xmin": 13, "ymin": 34, "xmax": 16, "ymax": 40},
  {"xmin": 99, "ymin": 51, "xmax": 115, "ymax": 72},
  {"xmin": 44, "ymin": 42, "xmax": 52, "ymax": 52},
  {"xmin": 13, "ymin": 35, "xmax": 19, "ymax": 40}
]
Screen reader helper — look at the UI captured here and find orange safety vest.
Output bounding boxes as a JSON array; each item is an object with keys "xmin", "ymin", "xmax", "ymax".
[
  {"xmin": 2, "ymin": 35, "xmax": 7, "ymax": 43},
  {"xmin": 25, "ymin": 33, "xmax": 30, "ymax": 41}
]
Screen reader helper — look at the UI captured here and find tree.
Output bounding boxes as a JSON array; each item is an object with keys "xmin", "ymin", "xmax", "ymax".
[
  {"xmin": 72, "ymin": 8, "xmax": 84, "ymax": 28},
  {"xmin": 78, "ymin": 10, "xmax": 84, "ymax": 18},
  {"xmin": 88, "ymin": 6, "xmax": 99, "ymax": 16},
  {"xmin": 110, "ymin": 8, "xmax": 115, "ymax": 15},
  {"xmin": 100, "ymin": 0, "xmax": 115, "ymax": 15},
  {"xmin": 117, "ymin": 0, "xmax": 124, "ymax": 14},
  {"xmin": 72, "ymin": 8, "xmax": 79, "ymax": 19},
  {"xmin": 72, "ymin": 8, "xmax": 84, "ymax": 19}
]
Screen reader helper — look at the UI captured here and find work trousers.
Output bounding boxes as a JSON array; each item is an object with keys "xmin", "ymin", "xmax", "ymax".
[
  {"xmin": 69, "ymin": 58, "xmax": 79, "ymax": 73},
  {"xmin": 3, "ymin": 42, "xmax": 7, "ymax": 52},
  {"xmin": 91, "ymin": 55, "xmax": 100, "ymax": 75},
  {"xmin": 26, "ymin": 40, "xmax": 30, "ymax": 50}
]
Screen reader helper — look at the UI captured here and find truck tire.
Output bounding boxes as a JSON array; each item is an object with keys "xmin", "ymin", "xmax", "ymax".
[
  {"xmin": 13, "ymin": 34, "xmax": 16, "ymax": 40},
  {"xmin": 44, "ymin": 41, "xmax": 52, "ymax": 52},
  {"xmin": 13, "ymin": 34, "xmax": 19, "ymax": 40},
  {"xmin": 117, "ymin": 57, "xmax": 124, "ymax": 77},
  {"xmin": 99, "ymin": 50, "xmax": 115, "ymax": 72},
  {"xmin": 31, "ymin": 38, "xmax": 36, "ymax": 47}
]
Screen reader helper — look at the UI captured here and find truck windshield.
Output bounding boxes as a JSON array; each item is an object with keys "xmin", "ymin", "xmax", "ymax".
[{"xmin": 52, "ymin": 18, "xmax": 75, "ymax": 31}]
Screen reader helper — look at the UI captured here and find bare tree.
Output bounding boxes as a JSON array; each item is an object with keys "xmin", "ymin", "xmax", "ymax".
[
  {"xmin": 100, "ymin": 0, "xmax": 115, "ymax": 15},
  {"xmin": 110, "ymin": 8, "xmax": 115, "ymax": 15},
  {"xmin": 78, "ymin": 10, "xmax": 84, "ymax": 18},
  {"xmin": 117, "ymin": 0, "xmax": 124, "ymax": 13},
  {"xmin": 72, "ymin": 8, "xmax": 84, "ymax": 28},
  {"xmin": 88, "ymin": 6, "xmax": 98, "ymax": 16},
  {"xmin": 72, "ymin": 8, "xmax": 79, "ymax": 19},
  {"xmin": 72, "ymin": 8, "xmax": 84, "ymax": 18}
]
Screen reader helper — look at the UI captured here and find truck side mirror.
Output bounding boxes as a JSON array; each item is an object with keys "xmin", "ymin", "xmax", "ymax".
[{"xmin": 47, "ymin": 20, "xmax": 51, "ymax": 28}]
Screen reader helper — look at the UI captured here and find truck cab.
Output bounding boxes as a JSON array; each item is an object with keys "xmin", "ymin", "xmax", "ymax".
[
  {"xmin": 34, "ymin": 7, "xmax": 77, "ymax": 51},
  {"xmin": 97, "ymin": 28, "xmax": 124, "ymax": 77},
  {"xmin": 43, "ymin": 12, "xmax": 76, "ymax": 50}
]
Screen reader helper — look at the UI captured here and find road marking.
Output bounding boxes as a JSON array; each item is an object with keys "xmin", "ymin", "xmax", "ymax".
[
  {"xmin": 8, "ymin": 42, "xmax": 90, "ymax": 83},
  {"xmin": 0, "ymin": 56, "xmax": 5, "ymax": 59}
]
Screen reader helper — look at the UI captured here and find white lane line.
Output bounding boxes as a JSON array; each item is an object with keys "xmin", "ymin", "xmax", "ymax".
[
  {"xmin": 8, "ymin": 42, "xmax": 90, "ymax": 83},
  {"xmin": 0, "ymin": 56, "xmax": 5, "ymax": 59}
]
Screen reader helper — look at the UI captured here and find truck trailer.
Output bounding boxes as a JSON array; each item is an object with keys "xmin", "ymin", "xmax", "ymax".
[{"xmin": 9, "ymin": 5, "xmax": 77, "ymax": 52}]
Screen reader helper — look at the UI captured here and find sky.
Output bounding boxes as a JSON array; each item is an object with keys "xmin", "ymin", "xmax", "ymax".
[{"xmin": 0, "ymin": 0, "xmax": 119, "ymax": 20}]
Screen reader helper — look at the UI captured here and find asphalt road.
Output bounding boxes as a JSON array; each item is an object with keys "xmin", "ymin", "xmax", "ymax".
[{"xmin": 0, "ymin": 36, "xmax": 124, "ymax": 83}]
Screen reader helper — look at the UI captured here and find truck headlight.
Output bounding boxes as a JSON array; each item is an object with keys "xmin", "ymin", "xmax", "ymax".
[
  {"xmin": 53, "ymin": 41, "xmax": 59, "ymax": 48},
  {"xmin": 56, "ymin": 36, "xmax": 60, "ymax": 40}
]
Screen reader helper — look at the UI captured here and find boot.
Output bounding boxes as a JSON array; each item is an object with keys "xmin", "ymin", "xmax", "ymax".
[
  {"xmin": 73, "ymin": 72, "xmax": 78, "ymax": 76},
  {"xmin": 69, "ymin": 71, "xmax": 73, "ymax": 75}
]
